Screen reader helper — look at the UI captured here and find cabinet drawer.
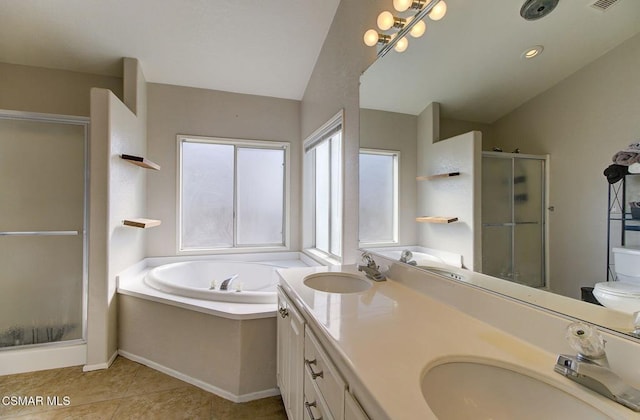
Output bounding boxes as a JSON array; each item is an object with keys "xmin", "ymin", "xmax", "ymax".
[
  {"xmin": 304, "ymin": 368, "xmax": 334, "ymax": 420},
  {"xmin": 305, "ymin": 327, "xmax": 346, "ymax": 419}
]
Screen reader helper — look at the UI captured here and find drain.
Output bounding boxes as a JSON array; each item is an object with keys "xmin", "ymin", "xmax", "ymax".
[{"xmin": 520, "ymin": 0, "xmax": 559, "ymax": 20}]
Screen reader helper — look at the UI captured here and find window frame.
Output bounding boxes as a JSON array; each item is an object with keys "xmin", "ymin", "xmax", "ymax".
[
  {"xmin": 358, "ymin": 148, "xmax": 400, "ymax": 246},
  {"xmin": 176, "ymin": 135, "xmax": 290, "ymax": 254},
  {"xmin": 303, "ymin": 111, "xmax": 344, "ymax": 263}
]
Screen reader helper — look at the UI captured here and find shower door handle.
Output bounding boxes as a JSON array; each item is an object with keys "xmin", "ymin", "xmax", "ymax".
[
  {"xmin": 482, "ymin": 223, "xmax": 515, "ymax": 227},
  {"xmin": 0, "ymin": 231, "xmax": 79, "ymax": 236}
]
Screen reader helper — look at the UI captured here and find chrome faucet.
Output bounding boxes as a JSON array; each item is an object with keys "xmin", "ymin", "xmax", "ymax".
[
  {"xmin": 218, "ymin": 274, "xmax": 239, "ymax": 291},
  {"xmin": 554, "ymin": 322, "xmax": 640, "ymax": 411},
  {"xmin": 358, "ymin": 252, "xmax": 386, "ymax": 281},
  {"xmin": 399, "ymin": 249, "xmax": 417, "ymax": 265}
]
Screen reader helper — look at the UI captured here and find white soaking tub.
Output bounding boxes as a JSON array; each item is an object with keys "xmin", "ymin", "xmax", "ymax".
[{"xmin": 144, "ymin": 261, "xmax": 281, "ymax": 303}]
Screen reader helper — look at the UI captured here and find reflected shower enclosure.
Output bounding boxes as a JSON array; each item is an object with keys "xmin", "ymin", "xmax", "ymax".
[
  {"xmin": 481, "ymin": 152, "xmax": 546, "ymax": 288},
  {"xmin": 0, "ymin": 112, "xmax": 87, "ymax": 348}
]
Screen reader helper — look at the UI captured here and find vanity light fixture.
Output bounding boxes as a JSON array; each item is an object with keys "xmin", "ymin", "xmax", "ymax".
[
  {"xmin": 427, "ymin": 0, "xmax": 447, "ymax": 21},
  {"xmin": 522, "ymin": 45, "xmax": 544, "ymax": 59},
  {"xmin": 406, "ymin": 16, "xmax": 427, "ymax": 38},
  {"xmin": 394, "ymin": 36, "xmax": 409, "ymax": 52},
  {"xmin": 364, "ymin": 0, "xmax": 447, "ymax": 57},
  {"xmin": 377, "ymin": 10, "xmax": 407, "ymax": 31},
  {"xmin": 364, "ymin": 29, "xmax": 391, "ymax": 47},
  {"xmin": 393, "ymin": 0, "xmax": 427, "ymax": 12}
]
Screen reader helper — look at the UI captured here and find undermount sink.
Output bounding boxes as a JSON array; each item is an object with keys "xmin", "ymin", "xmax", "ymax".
[
  {"xmin": 421, "ymin": 361, "xmax": 607, "ymax": 419},
  {"xmin": 303, "ymin": 273, "xmax": 371, "ymax": 294}
]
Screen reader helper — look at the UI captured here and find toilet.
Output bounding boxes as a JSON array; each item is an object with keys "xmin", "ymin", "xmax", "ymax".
[{"xmin": 593, "ymin": 246, "xmax": 640, "ymax": 314}]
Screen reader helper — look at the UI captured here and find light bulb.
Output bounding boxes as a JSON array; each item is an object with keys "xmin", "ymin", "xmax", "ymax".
[
  {"xmin": 394, "ymin": 37, "xmax": 408, "ymax": 53},
  {"xmin": 410, "ymin": 20, "xmax": 426, "ymax": 38},
  {"xmin": 377, "ymin": 11, "xmax": 395, "ymax": 31},
  {"xmin": 363, "ymin": 29, "xmax": 379, "ymax": 47},
  {"xmin": 522, "ymin": 45, "xmax": 544, "ymax": 59},
  {"xmin": 393, "ymin": 0, "xmax": 413, "ymax": 12},
  {"xmin": 428, "ymin": 0, "xmax": 447, "ymax": 21}
]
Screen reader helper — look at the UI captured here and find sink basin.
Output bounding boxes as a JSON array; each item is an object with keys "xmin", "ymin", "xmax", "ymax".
[
  {"xmin": 421, "ymin": 361, "xmax": 607, "ymax": 419},
  {"xmin": 303, "ymin": 273, "xmax": 371, "ymax": 294}
]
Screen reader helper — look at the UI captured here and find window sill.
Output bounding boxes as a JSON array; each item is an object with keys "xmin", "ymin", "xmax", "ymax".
[
  {"xmin": 303, "ymin": 248, "xmax": 341, "ymax": 266},
  {"xmin": 177, "ymin": 245, "xmax": 289, "ymax": 256}
]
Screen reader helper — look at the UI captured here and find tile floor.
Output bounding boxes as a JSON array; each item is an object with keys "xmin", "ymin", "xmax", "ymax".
[{"xmin": 0, "ymin": 356, "xmax": 287, "ymax": 419}]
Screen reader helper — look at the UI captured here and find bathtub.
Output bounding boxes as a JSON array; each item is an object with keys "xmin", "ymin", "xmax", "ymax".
[{"xmin": 144, "ymin": 261, "xmax": 281, "ymax": 304}]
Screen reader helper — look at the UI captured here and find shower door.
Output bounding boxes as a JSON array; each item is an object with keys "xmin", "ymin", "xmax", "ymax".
[
  {"xmin": 482, "ymin": 153, "xmax": 546, "ymax": 288},
  {"xmin": 0, "ymin": 112, "xmax": 87, "ymax": 348}
]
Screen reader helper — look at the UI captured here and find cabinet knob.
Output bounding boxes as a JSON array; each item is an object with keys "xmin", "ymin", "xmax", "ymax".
[{"xmin": 278, "ymin": 307, "xmax": 289, "ymax": 318}]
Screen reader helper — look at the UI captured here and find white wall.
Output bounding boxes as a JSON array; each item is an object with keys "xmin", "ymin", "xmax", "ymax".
[
  {"xmin": 145, "ymin": 83, "xmax": 301, "ymax": 257},
  {"xmin": 417, "ymin": 102, "xmax": 482, "ymax": 269},
  {"xmin": 360, "ymin": 108, "xmax": 418, "ymax": 246},
  {"xmin": 87, "ymin": 58, "xmax": 147, "ymax": 368},
  {"xmin": 301, "ymin": 0, "xmax": 387, "ymax": 263},
  {"xmin": 489, "ymin": 33, "xmax": 640, "ymax": 298}
]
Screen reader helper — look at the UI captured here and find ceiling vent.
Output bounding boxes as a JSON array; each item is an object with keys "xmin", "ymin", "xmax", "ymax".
[{"xmin": 590, "ymin": 0, "xmax": 620, "ymax": 12}]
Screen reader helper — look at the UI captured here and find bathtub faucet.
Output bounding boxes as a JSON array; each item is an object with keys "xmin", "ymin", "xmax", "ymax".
[{"xmin": 219, "ymin": 274, "xmax": 239, "ymax": 291}]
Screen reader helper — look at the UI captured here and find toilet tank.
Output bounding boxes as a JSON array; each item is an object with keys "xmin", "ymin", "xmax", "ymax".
[{"xmin": 613, "ymin": 247, "xmax": 640, "ymax": 282}]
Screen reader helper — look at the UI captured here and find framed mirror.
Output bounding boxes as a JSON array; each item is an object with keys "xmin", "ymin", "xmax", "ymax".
[{"xmin": 359, "ymin": 0, "xmax": 640, "ymax": 337}]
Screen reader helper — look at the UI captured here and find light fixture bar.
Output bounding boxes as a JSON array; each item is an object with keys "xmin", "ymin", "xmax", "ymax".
[{"xmin": 377, "ymin": 0, "xmax": 441, "ymax": 58}]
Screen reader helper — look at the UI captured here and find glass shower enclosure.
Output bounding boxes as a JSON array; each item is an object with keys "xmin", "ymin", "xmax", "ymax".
[
  {"xmin": 482, "ymin": 152, "xmax": 546, "ymax": 288},
  {"xmin": 0, "ymin": 111, "xmax": 87, "ymax": 349}
]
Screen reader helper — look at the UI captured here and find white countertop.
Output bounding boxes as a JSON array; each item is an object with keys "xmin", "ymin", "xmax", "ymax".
[{"xmin": 277, "ymin": 265, "xmax": 634, "ymax": 419}]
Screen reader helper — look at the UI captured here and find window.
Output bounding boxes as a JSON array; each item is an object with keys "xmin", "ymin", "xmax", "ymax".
[
  {"xmin": 304, "ymin": 113, "xmax": 343, "ymax": 259},
  {"xmin": 359, "ymin": 149, "xmax": 398, "ymax": 244},
  {"xmin": 178, "ymin": 136, "xmax": 288, "ymax": 251}
]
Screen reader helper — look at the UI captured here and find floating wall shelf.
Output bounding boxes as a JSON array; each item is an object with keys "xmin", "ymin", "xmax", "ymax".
[
  {"xmin": 416, "ymin": 172, "xmax": 460, "ymax": 181},
  {"xmin": 123, "ymin": 218, "xmax": 162, "ymax": 229},
  {"xmin": 121, "ymin": 154, "xmax": 160, "ymax": 170},
  {"xmin": 416, "ymin": 216, "xmax": 459, "ymax": 224}
]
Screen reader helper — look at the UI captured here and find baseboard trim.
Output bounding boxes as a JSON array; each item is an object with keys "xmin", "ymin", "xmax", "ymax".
[
  {"xmin": 82, "ymin": 349, "xmax": 118, "ymax": 372},
  {"xmin": 117, "ymin": 350, "xmax": 280, "ymax": 403}
]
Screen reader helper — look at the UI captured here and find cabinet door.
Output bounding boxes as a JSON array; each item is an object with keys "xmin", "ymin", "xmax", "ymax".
[
  {"xmin": 345, "ymin": 391, "xmax": 369, "ymax": 420},
  {"xmin": 289, "ymin": 306, "xmax": 305, "ymax": 420},
  {"xmin": 276, "ymin": 290, "xmax": 290, "ymax": 404},
  {"xmin": 277, "ymin": 287, "xmax": 305, "ymax": 420}
]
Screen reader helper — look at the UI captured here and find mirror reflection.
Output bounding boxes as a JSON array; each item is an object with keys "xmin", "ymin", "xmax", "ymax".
[{"xmin": 359, "ymin": 0, "xmax": 640, "ymax": 336}]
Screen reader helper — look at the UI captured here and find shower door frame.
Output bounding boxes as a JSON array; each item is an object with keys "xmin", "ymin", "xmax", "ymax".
[
  {"xmin": 482, "ymin": 151, "xmax": 550, "ymax": 290},
  {"xmin": 0, "ymin": 109, "xmax": 89, "ymax": 348}
]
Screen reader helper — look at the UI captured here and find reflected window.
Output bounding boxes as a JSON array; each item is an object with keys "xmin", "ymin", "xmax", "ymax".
[
  {"xmin": 178, "ymin": 136, "xmax": 288, "ymax": 251},
  {"xmin": 359, "ymin": 149, "xmax": 398, "ymax": 244}
]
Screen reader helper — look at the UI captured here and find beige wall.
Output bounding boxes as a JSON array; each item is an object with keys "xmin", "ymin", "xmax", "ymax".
[
  {"xmin": 360, "ymin": 108, "xmax": 418, "ymax": 246},
  {"xmin": 301, "ymin": 0, "xmax": 387, "ymax": 263},
  {"xmin": 145, "ymin": 83, "xmax": 301, "ymax": 257},
  {"xmin": 489, "ymin": 33, "xmax": 640, "ymax": 298},
  {"xmin": 0, "ymin": 62, "xmax": 122, "ymax": 116},
  {"xmin": 119, "ymin": 296, "xmax": 277, "ymax": 399},
  {"xmin": 441, "ymin": 117, "xmax": 493, "ymax": 146}
]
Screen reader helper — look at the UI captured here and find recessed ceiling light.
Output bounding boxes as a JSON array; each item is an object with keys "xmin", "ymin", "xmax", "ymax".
[{"xmin": 522, "ymin": 45, "xmax": 544, "ymax": 59}]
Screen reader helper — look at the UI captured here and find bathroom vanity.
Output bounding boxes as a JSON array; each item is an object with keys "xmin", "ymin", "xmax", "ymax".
[{"xmin": 277, "ymin": 264, "xmax": 639, "ymax": 419}]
